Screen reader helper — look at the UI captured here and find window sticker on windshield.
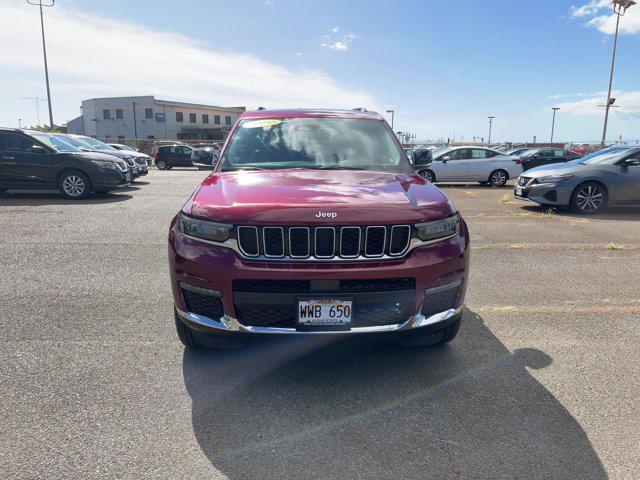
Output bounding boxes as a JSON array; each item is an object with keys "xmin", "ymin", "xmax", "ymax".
[{"xmin": 241, "ymin": 119, "xmax": 282, "ymax": 129}]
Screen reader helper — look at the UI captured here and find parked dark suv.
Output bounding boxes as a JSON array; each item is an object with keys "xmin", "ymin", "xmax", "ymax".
[
  {"xmin": 155, "ymin": 145, "xmax": 195, "ymax": 169},
  {"xmin": 169, "ymin": 109, "xmax": 470, "ymax": 348},
  {"xmin": 0, "ymin": 129, "xmax": 131, "ymax": 199}
]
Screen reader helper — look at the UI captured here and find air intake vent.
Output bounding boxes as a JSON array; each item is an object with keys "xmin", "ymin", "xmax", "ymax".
[{"xmin": 365, "ymin": 227, "xmax": 386, "ymax": 257}]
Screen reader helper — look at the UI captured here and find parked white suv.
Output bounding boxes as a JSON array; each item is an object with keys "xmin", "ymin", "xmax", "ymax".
[{"xmin": 419, "ymin": 146, "xmax": 523, "ymax": 187}]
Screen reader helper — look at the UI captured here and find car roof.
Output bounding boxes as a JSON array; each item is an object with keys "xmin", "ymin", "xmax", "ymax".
[{"xmin": 240, "ymin": 108, "xmax": 384, "ymax": 121}]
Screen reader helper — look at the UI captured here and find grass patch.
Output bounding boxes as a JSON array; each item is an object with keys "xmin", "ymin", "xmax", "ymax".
[
  {"xmin": 605, "ymin": 243, "xmax": 624, "ymax": 250},
  {"xmin": 500, "ymin": 194, "xmax": 510, "ymax": 203},
  {"xmin": 514, "ymin": 212, "xmax": 530, "ymax": 217},
  {"xmin": 541, "ymin": 208, "xmax": 555, "ymax": 218}
]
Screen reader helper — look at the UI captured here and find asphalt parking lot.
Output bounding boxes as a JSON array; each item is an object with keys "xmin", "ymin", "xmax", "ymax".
[{"xmin": 1, "ymin": 170, "xmax": 639, "ymax": 479}]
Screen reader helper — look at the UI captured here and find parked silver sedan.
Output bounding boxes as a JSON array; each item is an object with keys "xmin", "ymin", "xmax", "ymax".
[
  {"xmin": 419, "ymin": 146, "xmax": 523, "ymax": 187},
  {"xmin": 514, "ymin": 146, "xmax": 640, "ymax": 214}
]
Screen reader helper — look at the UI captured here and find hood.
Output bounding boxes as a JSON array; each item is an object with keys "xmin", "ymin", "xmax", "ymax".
[
  {"xmin": 525, "ymin": 163, "xmax": 591, "ymax": 178},
  {"xmin": 68, "ymin": 151, "xmax": 124, "ymax": 163},
  {"xmin": 186, "ymin": 170, "xmax": 455, "ymax": 225},
  {"xmin": 93, "ymin": 149, "xmax": 132, "ymax": 160}
]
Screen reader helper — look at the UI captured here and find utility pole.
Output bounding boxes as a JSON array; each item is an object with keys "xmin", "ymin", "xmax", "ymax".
[
  {"xmin": 487, "ymin": 116, "xmax": 495, "ymax": 144},
  {"xmin": 386, "ymin": 110, "xmax": 395, "ymax": 130},
  {"xmin": 601, "ymin": 0, "xmax": 636, "ymax": 146},
  {"xmin": 27, "ymin": 0, "xmax": 55, "ymax": 129},
  {"xmin": 18, "ymin": 118, "xmax": 22, "ymax": 128},
  {"xmin": 23, "ymin": 96, "xmax": 47, "ymax": 126},
  {"xmin": 550, "ymin": 107, "xmax": 560, "ymax": 143}
]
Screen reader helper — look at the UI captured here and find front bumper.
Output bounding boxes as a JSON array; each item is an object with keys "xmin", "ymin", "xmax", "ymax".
[
  {"xmin": 168, "ymin": 217, "xmax": 470, "ymax": 335},
  {"xmin": 514, "ymin": 181, "xmax": 573, "ymax": 206}
]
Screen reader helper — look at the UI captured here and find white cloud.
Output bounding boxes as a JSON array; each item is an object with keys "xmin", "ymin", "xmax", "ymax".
[
  {"xmin": 0, "ymin": 1, "xmax": 381, "ymax": 125},
  {"xmin": 571, "ymin": 1, "xmax": 640, "ymax": 34},
  {"xmin": 554, "ymin": 90, "xmax": 640, "ymax": 119},
  {"xmin": 264, "ymin": 0, "xmax": 274, "ymax": 7},
  {"xmin": 320, "ymin": 30, "xmax": 358, "ymax": 52}
]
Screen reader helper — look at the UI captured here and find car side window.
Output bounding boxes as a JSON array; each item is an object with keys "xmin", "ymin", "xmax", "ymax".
[
  {"xmin": 471, "ymin": 149, "xmax": 487, "ymax": 159},
  {"xmin": 554, "ymin": 150, "xmax": 565, "ymax": 157},
  {"xmin": 180, "ymin": 146, "xmax": 192, "ymax": 155},
  {"xmin": 539, "ymin": 150, "xmax": 553, "ymax": 158},
  {"xmin": 168, "ymin": 147, "xmax": 177, "ymax": 154},
  {"xmin": 1, "ymin": 134, "xmax": 34, "ymax": 152},
  {"xmin": 485, "ymin": 150, "xmax": 498, "ymax": 158}
]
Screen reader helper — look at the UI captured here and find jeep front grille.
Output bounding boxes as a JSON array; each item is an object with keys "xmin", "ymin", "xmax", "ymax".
[{"xmin": 236, "ymin": 225, "xmax": 411, "ymax": 261}]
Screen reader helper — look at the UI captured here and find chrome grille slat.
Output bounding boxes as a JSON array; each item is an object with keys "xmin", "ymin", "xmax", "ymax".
[
  {"xmin": 314, "ymin": 227, "xmax": 336, "ymax": 258},
  {"xmin": 263, "ymin": 227, "xmax": 285, "ymax": 258},
  {"xmin": 237, "ymin": 225, "xmax": 418, "ymax": 261},
  {"xmin": 389, "ymin": 225, "xmax": 411, "ymax": 256},
  {"xmin": 364, "ymin": 226, "xmax": 387, "ymax": 258}
]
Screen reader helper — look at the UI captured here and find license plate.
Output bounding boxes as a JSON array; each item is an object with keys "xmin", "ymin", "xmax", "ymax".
[
  {"xmin": 515, "ymin": 186, "xmax": 523, "ymax": 196},
  {"xmin": 297, "ymin": 298, "xmax": 353, "ymax": 327}
]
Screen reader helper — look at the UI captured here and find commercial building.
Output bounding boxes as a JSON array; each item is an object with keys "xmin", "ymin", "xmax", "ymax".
[{"xmin": 67, "ymin": 96, "xmax": 245, "ymax": 141}]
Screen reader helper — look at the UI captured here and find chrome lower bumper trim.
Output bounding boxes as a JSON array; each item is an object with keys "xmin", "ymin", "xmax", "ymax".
[{"xmin": 175, "ymin": 306, "xmax": 463, "ymax": 335}]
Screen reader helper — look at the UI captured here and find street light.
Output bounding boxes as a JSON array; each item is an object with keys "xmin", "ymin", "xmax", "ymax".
[
  {"xmin": 550, "ymin": 107, "xmax": 560, "ymax": 143},
  {"xmin": 487, "ymin": 116, "xmax": 495, "ymax": 144},
  {"xmin": 601, "ymin": 0, "xmax": 636, "ymax": 146},
  {"xmin": 26, "ymin": 0, "xmax": 55, "ymax": 129},
  {"xmin": 386, "ymin": 110, "xmax": 395, "ymax": 130}
]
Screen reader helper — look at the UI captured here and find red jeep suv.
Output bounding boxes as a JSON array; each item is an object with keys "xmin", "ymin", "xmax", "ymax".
[{"xmin": 168, "ymin": 109, "xmax": 470, "ymax": 347}]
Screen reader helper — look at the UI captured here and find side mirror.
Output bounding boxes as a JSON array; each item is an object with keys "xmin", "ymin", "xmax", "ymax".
[
  {"xmin": 624, "ymin": 158, "xmax": 640, "ymax": 167},
  {"xmin": 441, "ymin": 155, "xmax": 450, "ymax": 163},
  {"xmin": 412, "ymin": 149, "xmax": 432, "ymax": 167},
  {"xmin": 30, "ymin": 145, "xmax": 48, "ymax": 154}
]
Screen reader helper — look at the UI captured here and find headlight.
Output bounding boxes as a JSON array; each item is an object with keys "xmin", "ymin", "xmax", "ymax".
[
  {"xmin": 179, "ymin": 213, "xmax": 231, "ymax": 242},
  {"xmin": 91, "ymin": 160, "xmax": 118, "ymax": 170},
  {"xmin": 415, "ymin": 214, "xmax": 460, "ymax": 242},
  {"xmin": 537, "ymin": 174, "xmax": 573, "ymax": 183}
]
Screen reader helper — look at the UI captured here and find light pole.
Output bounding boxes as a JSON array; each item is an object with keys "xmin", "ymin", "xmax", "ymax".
[
  {"xmin": 19, "ymin": 118, "xmax": 22, "ymax": 128},
  {"xmin": 601, "ymin": 0, "xmax": 636, "ymax": 146},
  {"xmin": 386, "ymin": 110, "xmax": 395, "ymax": 130},
  {"xmin": 26, "ymin": 0, "xmax": 55, "ymax": 129},
  {"xmin": 550, "ymin": 107, "xmax": 560, "ymax": 143},
  {"xmin": 132, "ymin": 101, "xmax": 138, "ymax": 138},
  {"xmin": 487, "ymin": 116, "xmax": 495, "ymax": 144},
  {"xmin": 23, "ymin": 96, "xmax": 47, "ymax": 126}
]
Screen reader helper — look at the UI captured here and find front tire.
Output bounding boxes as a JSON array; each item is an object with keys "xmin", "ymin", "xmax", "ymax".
[
  {"xmin": 156, "ymin": 160, "xmax": 167, "ymax": 170},
  {"xmin": 571, "ymin": 182, "xmax": 607, "ymax": 214},
  {"xmin": 59, "ymin": 171, "xmax": 91, "ymax": 199},
  {"xmin": 489, "ymin": 169, "xmax": 508, "ymax": 187},
  {"xmin": 419, "ymin": 169, "xmax": 436, "ymax": 183}
]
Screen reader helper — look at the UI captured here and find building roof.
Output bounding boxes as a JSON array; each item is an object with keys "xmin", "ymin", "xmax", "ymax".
[{"xmin": 240, "ymin": 108, "xmax": 384, "ymax": 120}]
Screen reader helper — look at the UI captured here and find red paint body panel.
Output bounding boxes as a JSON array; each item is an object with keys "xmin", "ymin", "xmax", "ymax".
[{"xmin": 186, "ymin": 170, "xmax": 455, "ymax": 225}]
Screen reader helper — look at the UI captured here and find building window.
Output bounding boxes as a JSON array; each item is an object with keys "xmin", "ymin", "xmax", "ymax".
[
  {"xmin": 105, "ymin": 135, "xmax": 111, "ymax": 140},
  {"xmin": 103, "ymin": 109, "xmax": 110, "ymax": 120},
  {"xmin": 116, "ymin": 109, "xmax": 123, "ymax": 119},
  {"xmin": 225, "ymin": 116, "xmax": 232, "ymax": 126},
  {"xmin": 145, "ymin": 108, "xmax": 153, "ymax": 119},
  {"xmin": 176, "ymin": 112, "xmax": 184, "ymax": 122},
  {"xmin": 177, "ymin": 133, "xmax": 189, "ymax": 140},
  {"xmin": 117, "ymin": 135, "xmax": 125, "ymax": 141},
  {"xmin": 189, "ymin": 113, "xmax": 197, "ymax": 123},
  {"xmin": 214, "ymin": 115, "xmax": 220, "ymax": 125},
  {"xmin": 202, "ymin": 114, "xmax": 209, "ymax": 124},
  {"xmin": 147, "ymin": 135, "xmax": 155, "ymax": 139}
]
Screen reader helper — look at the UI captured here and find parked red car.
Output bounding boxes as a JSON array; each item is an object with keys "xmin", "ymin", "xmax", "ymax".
[{"xmin": 168, "ymin": 109, "xmax": 470, "ymax": 347}]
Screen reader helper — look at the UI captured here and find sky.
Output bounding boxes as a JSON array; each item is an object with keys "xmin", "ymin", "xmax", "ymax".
[{"xmin": 1, "ymin": 0, "xmax": 639, "ymax": 143}]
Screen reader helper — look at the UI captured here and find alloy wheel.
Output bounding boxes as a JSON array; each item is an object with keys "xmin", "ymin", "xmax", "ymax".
[
  {"xmin": 491, "ymin": 171, "xmax": 507, "ymax": 187},
  {"xmin": 576, "ymin": 184, "xmax": 604, "ymax": 213},
  {"xmin": 62, "ymin": 175, "xmax": 86, "ymax": 197},
  {"xmin": 420, "ymin": 170, "xmax": 435, "ymax": 182}
]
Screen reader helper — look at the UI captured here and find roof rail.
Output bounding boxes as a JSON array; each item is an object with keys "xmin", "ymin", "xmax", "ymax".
[{"xmin": 351, "ymin": 107, "xmax": 368, "ymax": 112}]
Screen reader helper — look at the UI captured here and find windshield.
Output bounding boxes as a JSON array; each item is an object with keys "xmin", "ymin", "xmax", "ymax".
[
  {"xmin": 581, "ymin": 148, "xmax": 639, "ymax": 165},
  {"xmin": 574, "ymin": 147, "xmax": 628, "ymax": 164},
  {"xmin": 521, "ymin": 149, "xmax": 541, "ymax": 157},
  {"xmin": 219, "ymin": 117, "xmax": 411, "ymax": 173},
  {"xmin": 79, "ymin": 136, "xmax": 117, "ymax": 151},
  {"xmin": 54, "ymin": 134, "xmax": 96, "ymax": 150},
  {"xmin": 31, "ymin": 133, "xmax": 81, "ymax": 153}
]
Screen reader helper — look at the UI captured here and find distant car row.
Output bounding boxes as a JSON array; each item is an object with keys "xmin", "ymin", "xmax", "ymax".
[
  {"xmin": 407, "ymin": 145, "xmax": 583, "ymax": 187},
  {"xmin": 0, "ymin": 129, "xmax": 150, "ymax": 199}
]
